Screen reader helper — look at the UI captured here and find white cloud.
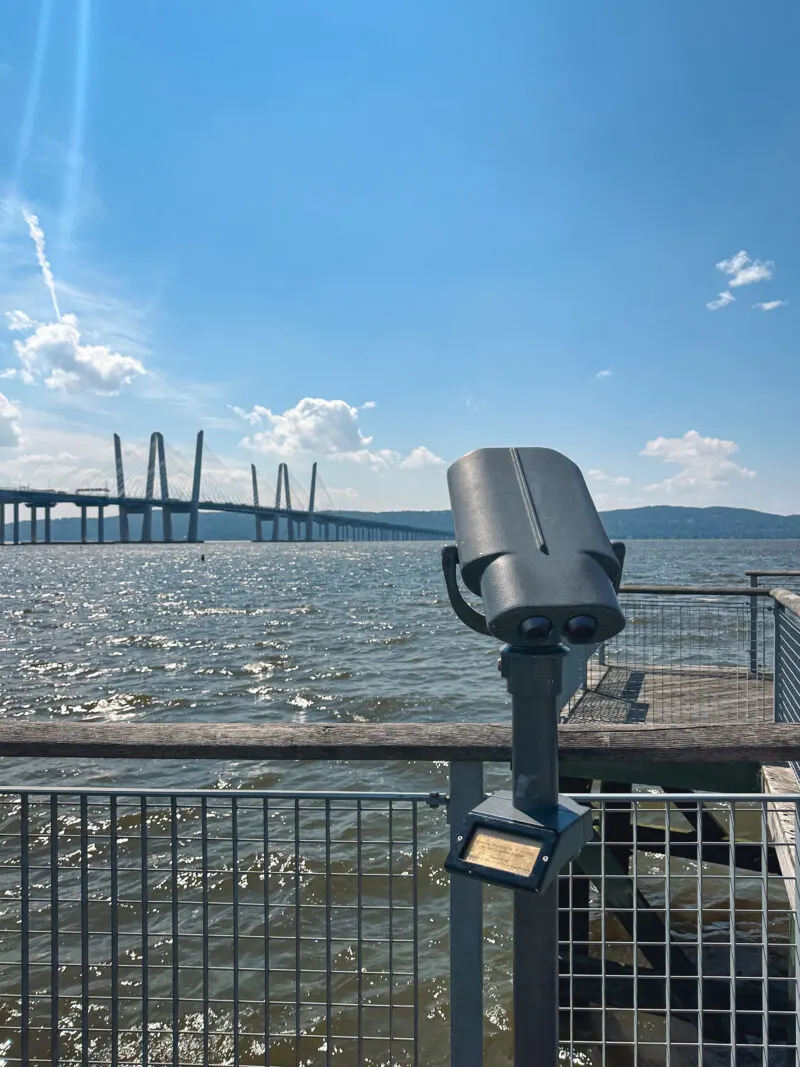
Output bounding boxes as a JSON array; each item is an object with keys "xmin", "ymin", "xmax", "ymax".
[
  {"xmin": 8, "ymin": 312, "xmax": 146, "ymax": 394},
  {"xmin": 400, "ymin": 446, "xmax": 446, "ymax": 470},
  {"xmin": 716, "ymin": 250, "xmax": 774, "ymax": 288},
  {"xmin": 587, "ymin": 469, "xmax": 631, "ymax": 486},
  {"xmin": 5, "ymin": 309, "xmax": 35, "ymax": 331},
  {"xmin": 0, "ymin": 392, "xmax": 21, "ymax": 447},
  {"xmin": 236, "ymin": 396, "xmax": 444, "ymax": 470},
  {"xmin": 641, "ymin": 430, "xmax": 756, "ymax": 495},
  {"xmin": 596, "ymin": 369, "xmax": 613, "ymax": 379},
  {"xmin": 706, "ymin": 291, "xmax": 735, "ymax": 311},
  {"xmin": 753, "ymin": 300, "xmax": 787, "ymax": 311},
  {"xmin": 238, "ymin": 398, "xmax": 374, "ymax": 454}
]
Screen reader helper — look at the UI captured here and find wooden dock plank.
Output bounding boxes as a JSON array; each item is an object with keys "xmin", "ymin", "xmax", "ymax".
[
  {"xmin": 563, "ymin": 661, "xmax": 773, "ymax": 726},
  {"xmin": 762, "ymin": 764, "xmax": 800, "ymax": 911}
]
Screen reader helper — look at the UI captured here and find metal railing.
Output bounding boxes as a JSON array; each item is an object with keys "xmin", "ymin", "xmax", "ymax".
[
  {"xmin": 556, "ymin": 790, "xmax": 800, "ymax": 1065},
  {"xmin": 1, "ymin": 776, "xmax": 800, "ymax": 1064},
  {"xmin": 0, "ymin": 786, "xmax": 445, "ymax": 1067},
  {"xmin": 574, "ymin": 588, "xmax": 776, "ymax": 726},
  {"xmin": 774, "ymin": 591, "xmax": 800, "ymax": 783}
]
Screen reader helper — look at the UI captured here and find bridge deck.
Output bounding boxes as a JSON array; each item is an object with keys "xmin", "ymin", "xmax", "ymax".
[{"xmin": 561, "ymin": 660, "xmax": 774, "ymax": 727}]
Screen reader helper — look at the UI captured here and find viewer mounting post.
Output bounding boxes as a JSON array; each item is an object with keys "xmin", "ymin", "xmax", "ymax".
[{"xmin": 442, "ymin": 446, "xmax": 626, "ymax": 1067}]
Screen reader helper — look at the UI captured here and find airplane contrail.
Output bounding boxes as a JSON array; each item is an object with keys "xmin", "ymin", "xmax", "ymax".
[
  {"xmin": 22, "ymin": 209, "xmax": 61, "ymax": 321},
  {"xmin": 59, "ymin": 0, "xmax": 91, "ymax": 247}
]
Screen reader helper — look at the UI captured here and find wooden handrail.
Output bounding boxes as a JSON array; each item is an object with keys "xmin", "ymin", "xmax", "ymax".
[
  {"xmin": 772, "ymin": 588, "xmax": 800, "ymax": 619},
  {"xmin": 620, "ymin": 585, "xmax": 772, "ymax": 597},
  {"xmin": 0, "ymin": 721, "xmax": 799, "ymax": 763}
]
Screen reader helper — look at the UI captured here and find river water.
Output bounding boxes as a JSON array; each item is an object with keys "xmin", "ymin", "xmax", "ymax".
[
  {"xmin": 1, "ymin": 538, "xmax": 798, "ymax": 791},
  {"xmin": 0, "ymin": 540, "xmax": 799, "ymax": 1065}
]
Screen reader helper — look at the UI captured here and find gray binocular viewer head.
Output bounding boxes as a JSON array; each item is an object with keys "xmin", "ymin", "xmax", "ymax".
[{"xmin": 444, "ymin": 447, "xmax": 626, "ymax": 648}]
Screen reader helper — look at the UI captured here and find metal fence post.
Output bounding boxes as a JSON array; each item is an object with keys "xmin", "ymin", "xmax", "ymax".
[
  {"xmin": 750, "ymin": 574, "xmax": 759, "ymax": 675},
  {"xmin": 774, "ymin": 602, "xmax": 783, "ymax": 723},
  {"xmin": 449, "ymin": 761, "xmax": 484, "ymax": 1067}
]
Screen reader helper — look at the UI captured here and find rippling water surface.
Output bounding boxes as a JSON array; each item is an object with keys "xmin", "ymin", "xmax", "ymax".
[
  {"xmin": 1, "ymin": 540, "xmax": 798, "ymax": 1065},
  {"xmin": 2, "ymin": 538, "xmax": 798, "ymax": 790}
]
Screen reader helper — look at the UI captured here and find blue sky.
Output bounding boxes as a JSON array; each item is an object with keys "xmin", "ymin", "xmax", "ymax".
[{"xmin": 0, "ymin": 0, "xmax": 798, "ymax": 512}]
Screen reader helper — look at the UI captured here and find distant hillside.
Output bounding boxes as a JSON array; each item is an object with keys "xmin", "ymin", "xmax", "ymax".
[
  {"xmin": 598, "ymin": 506, "xmax": 800, "ymax": 540},
  {"xmin": 332, "ymin": 506, "xmax": 800, "ymax": 540},
  {"xmin": 7, "ymin": 505, "xmax": 800, "ymax": 542}
]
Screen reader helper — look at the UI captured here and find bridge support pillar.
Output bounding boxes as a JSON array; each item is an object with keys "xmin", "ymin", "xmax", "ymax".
[
  {"xmin": 98, "ymin": 506, "xmax": 105, "ymax": 544},
  {"xmin": 44, "ymin": 506, "xmax": 51, "ymax": 544},
  {"xmin": 80, "ymin": 507, "xmax": 87, "ymax": 544},
  {"xmin": 13, "ymin": 504, "xmax": 19, "ymax": 544},
  {"xmin": 251, "ymin": 464, "xmax": 263, "ymax": 542},
  {"xmin": 30, "ymin": 506, "xmax": 37, "ymax": 544},
  {"xmin": 282, "ymin": 465, "xmax": 294, "ymax": 541},
  {"xmin": 114, "ymin": 433, "xmax": 130, "ymax": 542},
  {"xmin": 187, "ymin": 430, "xmax": 204, "ymax": 543},
  {"xmin": 156, "ymin": 433, "xmax": 173, "ymax": 542},
  {"xmin": 142, "ymin": 432, "xmax": 157, "ymax": 543},
  {"xmin": 306, "ymin": 462, "xmax": 317, "ymax": 541},
  {"xmin": 0, "ymin": 503, "xmax": 4, "ymax": 545},
  {"xmin": 272, "ymin": 463, "xmax": 283, "ymax": 541}
]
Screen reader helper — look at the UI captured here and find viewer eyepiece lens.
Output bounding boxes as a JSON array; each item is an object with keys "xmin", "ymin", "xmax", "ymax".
[
  {"xmin": 564, "ymin": 615, "xmax": 597, "ymax": 643},
  {"xmin": 519, "ymin": 616, "xmax": 552, "ymax": 643}
]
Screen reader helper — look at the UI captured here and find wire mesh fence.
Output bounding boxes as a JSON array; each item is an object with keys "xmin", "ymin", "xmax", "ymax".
[
  {"xmin": 481, "ymin": 792, "xmax": 800, "ymax": 1066},
  {"xmin": 774, "ymin": 604, "xmax": 800, "ymax": 783},
  {"xmin": 563, "ymin": 594, "xmax": 775, "ymax": 725},
  {"xmin": 0, "ymin": 787, "xmax": 444, "ymax": 1067},
  {"xmin": 1, "ymin": 785, "xmax": 799, "ymax": 1065}
]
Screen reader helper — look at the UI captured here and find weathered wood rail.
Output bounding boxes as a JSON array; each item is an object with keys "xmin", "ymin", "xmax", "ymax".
[
  {"xmin": 1, "ymin": 720, "xmax": 800, "ymax": 764},
  {"xmin": 620, "ymin": 584, "xmax": 773, "ymax": 596}
]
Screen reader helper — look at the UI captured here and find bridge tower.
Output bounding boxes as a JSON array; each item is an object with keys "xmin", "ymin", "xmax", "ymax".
[
  {"xmin": 251, "ymin": 464, "xmax": 262, "ymax": 542},
  {"xmin": 141, "ymin": 432, "xmax": 157, "ymax": 542},
  {"xmin": 272, "ymin": 463, "xmax": 283, "ymax": 541},
  {"xmin": 306, "ymin": 462, "xmax": 317, "ymax": 541},
  {"xmin": 156, "ymin": 432, "xmax": 173, "ymax": 541},
  {"xmin": 187, "ymin": 431, "xmax": 204, "ymax": 543},
  {"xmin": 113, "ymin": 433, "xmax": 130, "ymax": 542},
  {"xmin": 283, "ymin": 464, "xmax": 294, "ymax": 541}
]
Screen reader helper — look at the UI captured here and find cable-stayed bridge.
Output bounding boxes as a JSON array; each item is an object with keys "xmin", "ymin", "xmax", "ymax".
[{"xmin": 0, "ymin": 431, "xmax": 448, "ymax": 545}]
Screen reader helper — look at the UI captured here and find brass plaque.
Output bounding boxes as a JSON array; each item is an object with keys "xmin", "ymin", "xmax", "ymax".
[{"xmin": 464, "ymin": 827, "xmax": 542, "ymax": 877}]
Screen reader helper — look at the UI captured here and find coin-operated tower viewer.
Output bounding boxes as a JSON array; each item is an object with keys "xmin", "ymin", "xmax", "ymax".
[{"xmin": 441, "ymin": 447, "xmax": 626, "ymax": 1067}]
